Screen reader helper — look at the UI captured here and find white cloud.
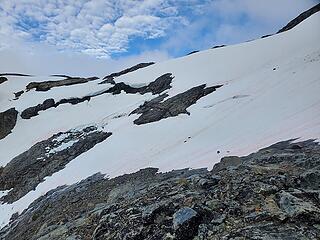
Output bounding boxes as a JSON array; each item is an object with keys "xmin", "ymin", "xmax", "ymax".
[
  {"xmin": 0, "ymin": 0, "xmax": 190, "ymax": 58},
  {"xmin": 0, "ymin": 0, "xmax": 318, "ymax": 61}
]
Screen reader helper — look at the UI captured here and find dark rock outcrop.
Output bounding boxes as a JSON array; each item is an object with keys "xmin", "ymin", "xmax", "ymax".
[
  {"xmin": 20, "ymin": 73, "xmax": 174, "ymax": 119},
  {"xmin": 26, "ymin": 77, "xmax": 99, "ymax": 92},
  {"xmin": 0, "ymin": 108, "xmax": 18, "ymax": 140},
  {"xmin": 173, "ymin": 207, "xmax": 201, "ymax": 239},
  {"xmin": 100, "ymin": 62, "xmax": 155, "ymax": 84},
  {"xmin": 0, "ymin": 126, "xmax": 112, "ymax": 203},
  {"xmin": 1, "ymin": 140, "xmax": 319, "ymax": 239},
  {"xmin": 261, "ymin": 34, "xmax": 273, "ymax": 39},
  {"xmin": 0, "ymin": 77, "xmax": 7, "ymax": 84},
  {"xmin": 13, "ymin": 90, "xmax": 24, "ymax": 100},
  {"xmin": 21, "ymin": 97, "xmax": 92, "ymax": 119},
  {"xmin": 187, "ymin": 51, "xmax": 199, "ymax": 56},
  {"xmin": 21, "ymin": 99, "xmax": 55, "ymax": 119},
  {"xmin": 131, "ymin": 84, "xmax": 223, "ymax": 125},
  {"xmin": 56, "ymin": 96, "xmax": 91, "ymax": 105},
  {"xmin": 0, "ymin": 73, "xmax": 31, "ymax": 77},
  {"xmin": 277, "ymin": 3, "xmax": 320, "ymax": 33},
  {"xmin": 50, "ymin": 74, "xmax": 73, "ymax": 78},
  {"xmin": 106, "ymin": 73, "xmax": 173, "ymax": 95},
  {"xmin": 212, "ymin": 45, "xmax": 226, "ymax": 49},
  {"xmin": 99, "ymin": 77, "xmax": 116, "ymax": 85},
  {"xmin": 54, "ymin": 73, "xmax": 172, "ymax": 103}
]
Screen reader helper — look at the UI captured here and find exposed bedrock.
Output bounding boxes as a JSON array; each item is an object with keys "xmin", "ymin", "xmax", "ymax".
[
  {"xmin": 26, "ymin": 76, "xmax": 99, "ymax": 92},
  {"xmin": 106, "ymin": 73, "xmax": 173, "ymax": 95},
  {"xmin": 0, "ymin": 73, "xmax": 31, "ymax": 77},
  {"xmin": 277, "ymin": 3, "xmax": 320, "ymax": 33},
  {"xmin": 21, "ymin": 99, "xmax": 55, "ymax": 119},
  {"xmin": 1, "ymin": 140, "xmax": 319, "ymax": 239},
  {"xmin": 131, "ymin": 84, "xmax": 223, "ymax": 125},
  {"xmin": 20, "ymin": 97, "xmax": 92, "ymax": 119},
  {"xmin": 0, "ymin": 126, "xmax": 112, "ymax": 203},
  {"xmin": 187, "ymin": 50, "xmax": 200, "ymax": 55},
  {"xmin": 211, "ymin": 45, "xmax": 226, "ymax": 49},
  {"xmin": 20, "ymin": 73, "xmax": 174, "ymax": 119},
  {"xmin": 0, "ymin": 77, "xmax": 8, "ymax": 84},
  {"xmin": 100, "ymin": 62, "xmax": 155, "ymax": 84},
  {"xmin": 0, "ymin": 108, "xmax": 18, "ymax": 140},
  {"xmin": 13, "ymin": 90, "xmax": 24, "ymax": 100}
]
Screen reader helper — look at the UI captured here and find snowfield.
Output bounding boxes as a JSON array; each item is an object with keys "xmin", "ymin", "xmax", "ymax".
[{"xmin": 0, "ymin": 12, "xmax": 320, "ymax": 228}]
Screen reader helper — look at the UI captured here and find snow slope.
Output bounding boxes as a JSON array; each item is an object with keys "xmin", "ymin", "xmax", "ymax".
[{"xmin": 0, "ymin": 12, "xmax": 320, "ymax": 228}]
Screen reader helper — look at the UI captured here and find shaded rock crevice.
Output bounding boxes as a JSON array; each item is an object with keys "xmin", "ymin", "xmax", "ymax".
[
  {"xmin": 0, "ymin": 126, "xmax": 112, "ymax": 203},
  {"xmin": 0, "ymin": 108, "xmax": 18, "ymax": 140},
  {"xmin": 131, "ymin": 84, "xmax": 223, "ymax": 125}
]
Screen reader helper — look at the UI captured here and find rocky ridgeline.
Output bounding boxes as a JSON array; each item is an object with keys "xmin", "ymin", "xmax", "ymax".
[
  {"xmin": 26, "ymin": 77, "xmax": 99, "ymax": 92},
  {"xmin": 277, "ymin": 3, "xmax": 320, "ymax": 33},
  {"xmin": 100, "ymin": 62, "xmax": 155, "ymax": 84},
  {"xmin": 0, "ymin": 139, "xmax": 319, "ymax": 239}
]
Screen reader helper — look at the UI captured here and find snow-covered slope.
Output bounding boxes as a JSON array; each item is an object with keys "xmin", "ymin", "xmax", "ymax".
[{"xmin": 0, "ymin": 12, "xmax": 320, "ymax": 228}]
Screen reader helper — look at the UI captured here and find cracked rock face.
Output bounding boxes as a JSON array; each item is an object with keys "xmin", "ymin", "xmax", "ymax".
[
  {"xmin": 0, "ymin": 126, "xmax": 112, "ymax": 203},
  {"xmin": 0, "ymin": 108, "xmax": 18, "ymax": 140},
  {"xmin": 131, "ymin": 84, "xmax": 223, "ymax": 125},
  {"xmin": 1, "ymin": 140, "xmax": 319, "ymax": 240}
]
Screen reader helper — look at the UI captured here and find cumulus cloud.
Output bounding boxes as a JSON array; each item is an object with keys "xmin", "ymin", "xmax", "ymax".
[{"xmin": 0, "ymin": 0, "xmax": 194, "ymax": 58}]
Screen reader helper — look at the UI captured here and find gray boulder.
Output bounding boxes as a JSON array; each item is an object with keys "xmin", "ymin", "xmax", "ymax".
[{"xmin": 0, "ymin": 108, "xmax": 18, "ymax": 140}]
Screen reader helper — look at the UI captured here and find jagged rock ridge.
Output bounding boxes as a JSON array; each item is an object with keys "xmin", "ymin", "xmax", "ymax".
[{"xmin": 1, "ymin": 140, "xmax": 319, "ymax": 239}]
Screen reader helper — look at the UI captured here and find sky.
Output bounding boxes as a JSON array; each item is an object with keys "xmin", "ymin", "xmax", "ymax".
[{"xmin": 0, "ymin": 0, "xmax": 318, "ymax": 76}]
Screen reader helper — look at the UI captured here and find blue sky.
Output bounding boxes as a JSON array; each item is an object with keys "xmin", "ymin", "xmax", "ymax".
[{"xmin": 0, "ymin": 0, "xmax": 318, "ymax": 75}]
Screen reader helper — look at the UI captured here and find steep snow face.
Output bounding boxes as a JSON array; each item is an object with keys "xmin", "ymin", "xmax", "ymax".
[{"xmin": 0, "ymin": 13, "xmax": 320, "ymax": 228}]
